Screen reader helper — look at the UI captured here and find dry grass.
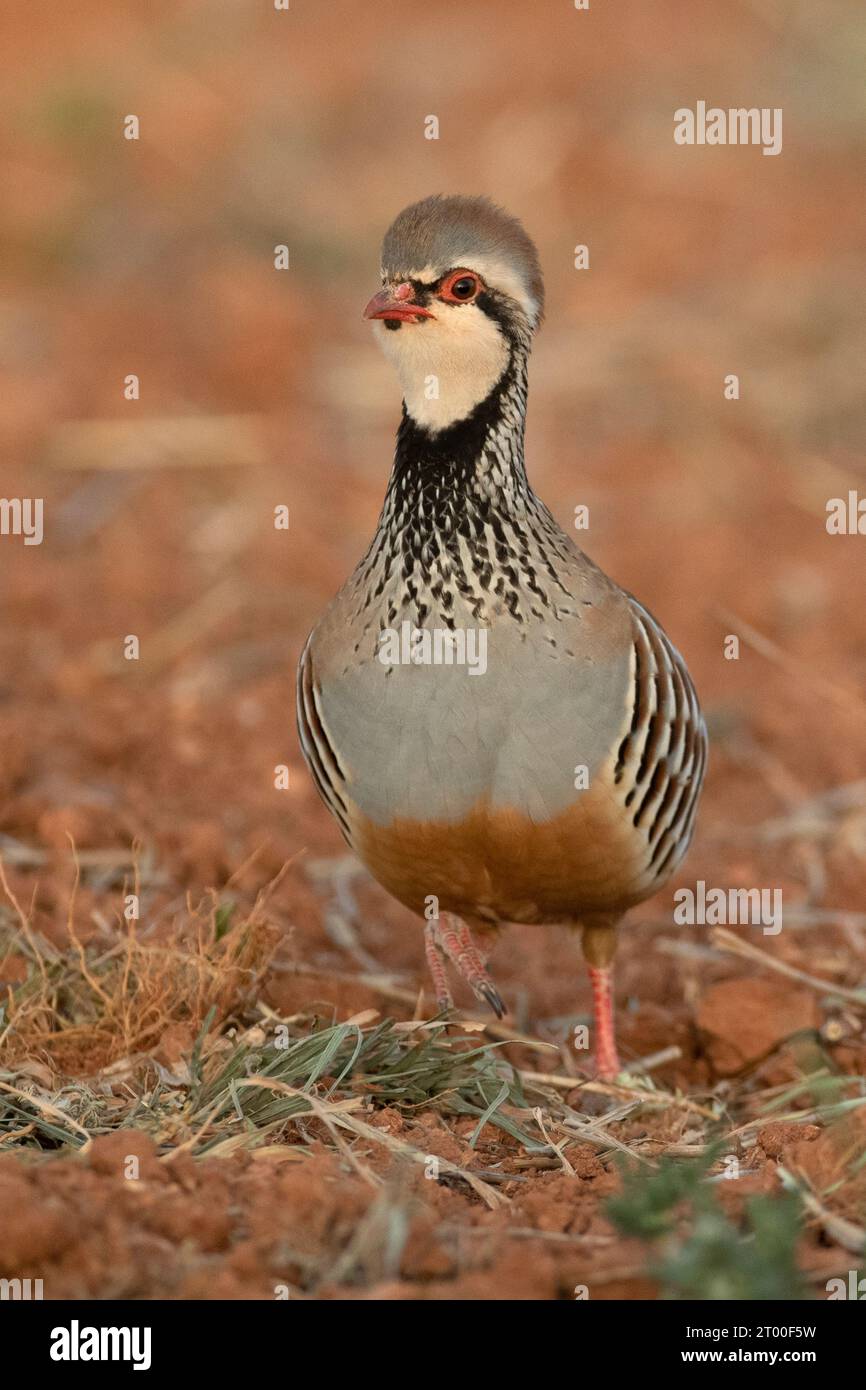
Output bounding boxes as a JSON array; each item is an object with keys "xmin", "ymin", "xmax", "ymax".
[{"xmin": 0, "ymin": 854, "xmax": 280, "ymax": 1076}]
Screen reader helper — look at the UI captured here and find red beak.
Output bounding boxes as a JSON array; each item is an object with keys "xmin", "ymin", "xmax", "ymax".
[{"xmin": 363, "ymin": 285, "xmax": 433, "ymax": 323}]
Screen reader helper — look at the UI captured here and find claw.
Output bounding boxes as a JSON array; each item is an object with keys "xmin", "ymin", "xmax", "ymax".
[{"xmin": 478, "ymin": 981, "xmax": 506, "ymax": 1019}]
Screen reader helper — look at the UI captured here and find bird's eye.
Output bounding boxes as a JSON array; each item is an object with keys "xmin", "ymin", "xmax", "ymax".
[
  {"xmin": 451, "ymin": 277, "xmax": 476, "ymax": 299},
  {"xmin": 441, "ymin": 270, "xmax": 480, "ymax": 303}
]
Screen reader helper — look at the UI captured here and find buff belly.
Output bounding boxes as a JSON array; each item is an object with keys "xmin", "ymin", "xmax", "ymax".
[{"xmin": 352, "ymin": 782, "xmax": 659, "ymax": 926}]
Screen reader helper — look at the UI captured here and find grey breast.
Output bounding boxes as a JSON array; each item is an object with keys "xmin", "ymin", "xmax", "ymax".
[{"xmin": 302, "ymin": 578, "xmax": 634, "ymax": 831}]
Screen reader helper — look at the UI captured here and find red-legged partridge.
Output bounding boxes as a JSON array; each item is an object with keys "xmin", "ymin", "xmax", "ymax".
[{"xmin": 298, "ymin": 195, "xmax": 707, "ymax": 1078}]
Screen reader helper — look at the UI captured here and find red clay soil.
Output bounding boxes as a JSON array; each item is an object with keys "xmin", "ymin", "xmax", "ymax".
[
  {"xmin": 0, "ymin": 1116, "xmax": 860, "ymax": 1302},
  {"xmin": 0, "ymin": 0, "xmax": 865, "ymax": 1299}
]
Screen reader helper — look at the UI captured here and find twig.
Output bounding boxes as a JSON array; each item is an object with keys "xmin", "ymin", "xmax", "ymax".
[
  {"xmin": 629, "ymin": 1045, "xmax": 682, "ymax": 1074},
  {"xmin": 777, "ymin": 1165, "xmax": 866, "ymax": 1255},
  {"xmin": 532, "ymin": 1106, "xmax": 576, "ymax": 1175},
  {"xmin": 710, "ymin": 927, "xmax": 866, "ymax": 1006},
  {"xmin": 520, "ymin": 1068, "xmax": 718, "ymax": 1120}
]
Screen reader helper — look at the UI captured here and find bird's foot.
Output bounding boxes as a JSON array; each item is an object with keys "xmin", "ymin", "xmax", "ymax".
[{"xmin": 424, "ymin": 914, "xmax": 505, "ymax": 1019}]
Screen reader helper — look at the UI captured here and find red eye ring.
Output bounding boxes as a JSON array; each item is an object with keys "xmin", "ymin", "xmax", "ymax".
[{"xmin": 440, "ymin": 269, "xmax": 481, "ymax": 303}]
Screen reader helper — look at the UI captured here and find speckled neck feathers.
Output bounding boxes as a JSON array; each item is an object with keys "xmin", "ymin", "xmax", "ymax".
[{"xmin": 350, "ymin": 338, "xmax": 584, "ymax": 631}]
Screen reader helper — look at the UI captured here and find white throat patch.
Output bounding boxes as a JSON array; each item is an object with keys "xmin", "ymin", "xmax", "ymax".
[
  {"xmin": 373, "ymin": 294, "xmax": 510, "ymax": 433},
  {"xmin": 373, "ymin": 304, "xmax": 509, "ymax": 432}
]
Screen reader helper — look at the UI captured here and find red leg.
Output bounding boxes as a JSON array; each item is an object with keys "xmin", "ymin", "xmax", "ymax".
[
  {"xmin": 581, "ymin": 919, "xmax": 622, "ymax": 1080},
  {"xmin": 424, "ymin": 918, "xmax": 453, "ymax": 1012},
  {"xmin": 587, "ymin": 964, "xmax": 621, "ymax": 1080},
  {"xmin": 455, "ymin": 918, "xmax": 486, "ymax": 964}
]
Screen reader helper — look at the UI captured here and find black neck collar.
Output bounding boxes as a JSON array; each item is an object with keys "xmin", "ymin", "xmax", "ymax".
[{"xmin": 389, "ymin": 348, "xmax": 529, "ymax": 500}]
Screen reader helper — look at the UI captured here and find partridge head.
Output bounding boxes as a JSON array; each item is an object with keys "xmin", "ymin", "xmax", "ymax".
[{"xmin": 364, "ymin": 194, "xmax": 543, "ymax": 431}]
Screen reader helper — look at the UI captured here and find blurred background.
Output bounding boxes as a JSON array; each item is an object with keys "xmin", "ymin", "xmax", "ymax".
[{"xmin": 1, "ymin": 0, "xmax": 865, "ymax": 1024}]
